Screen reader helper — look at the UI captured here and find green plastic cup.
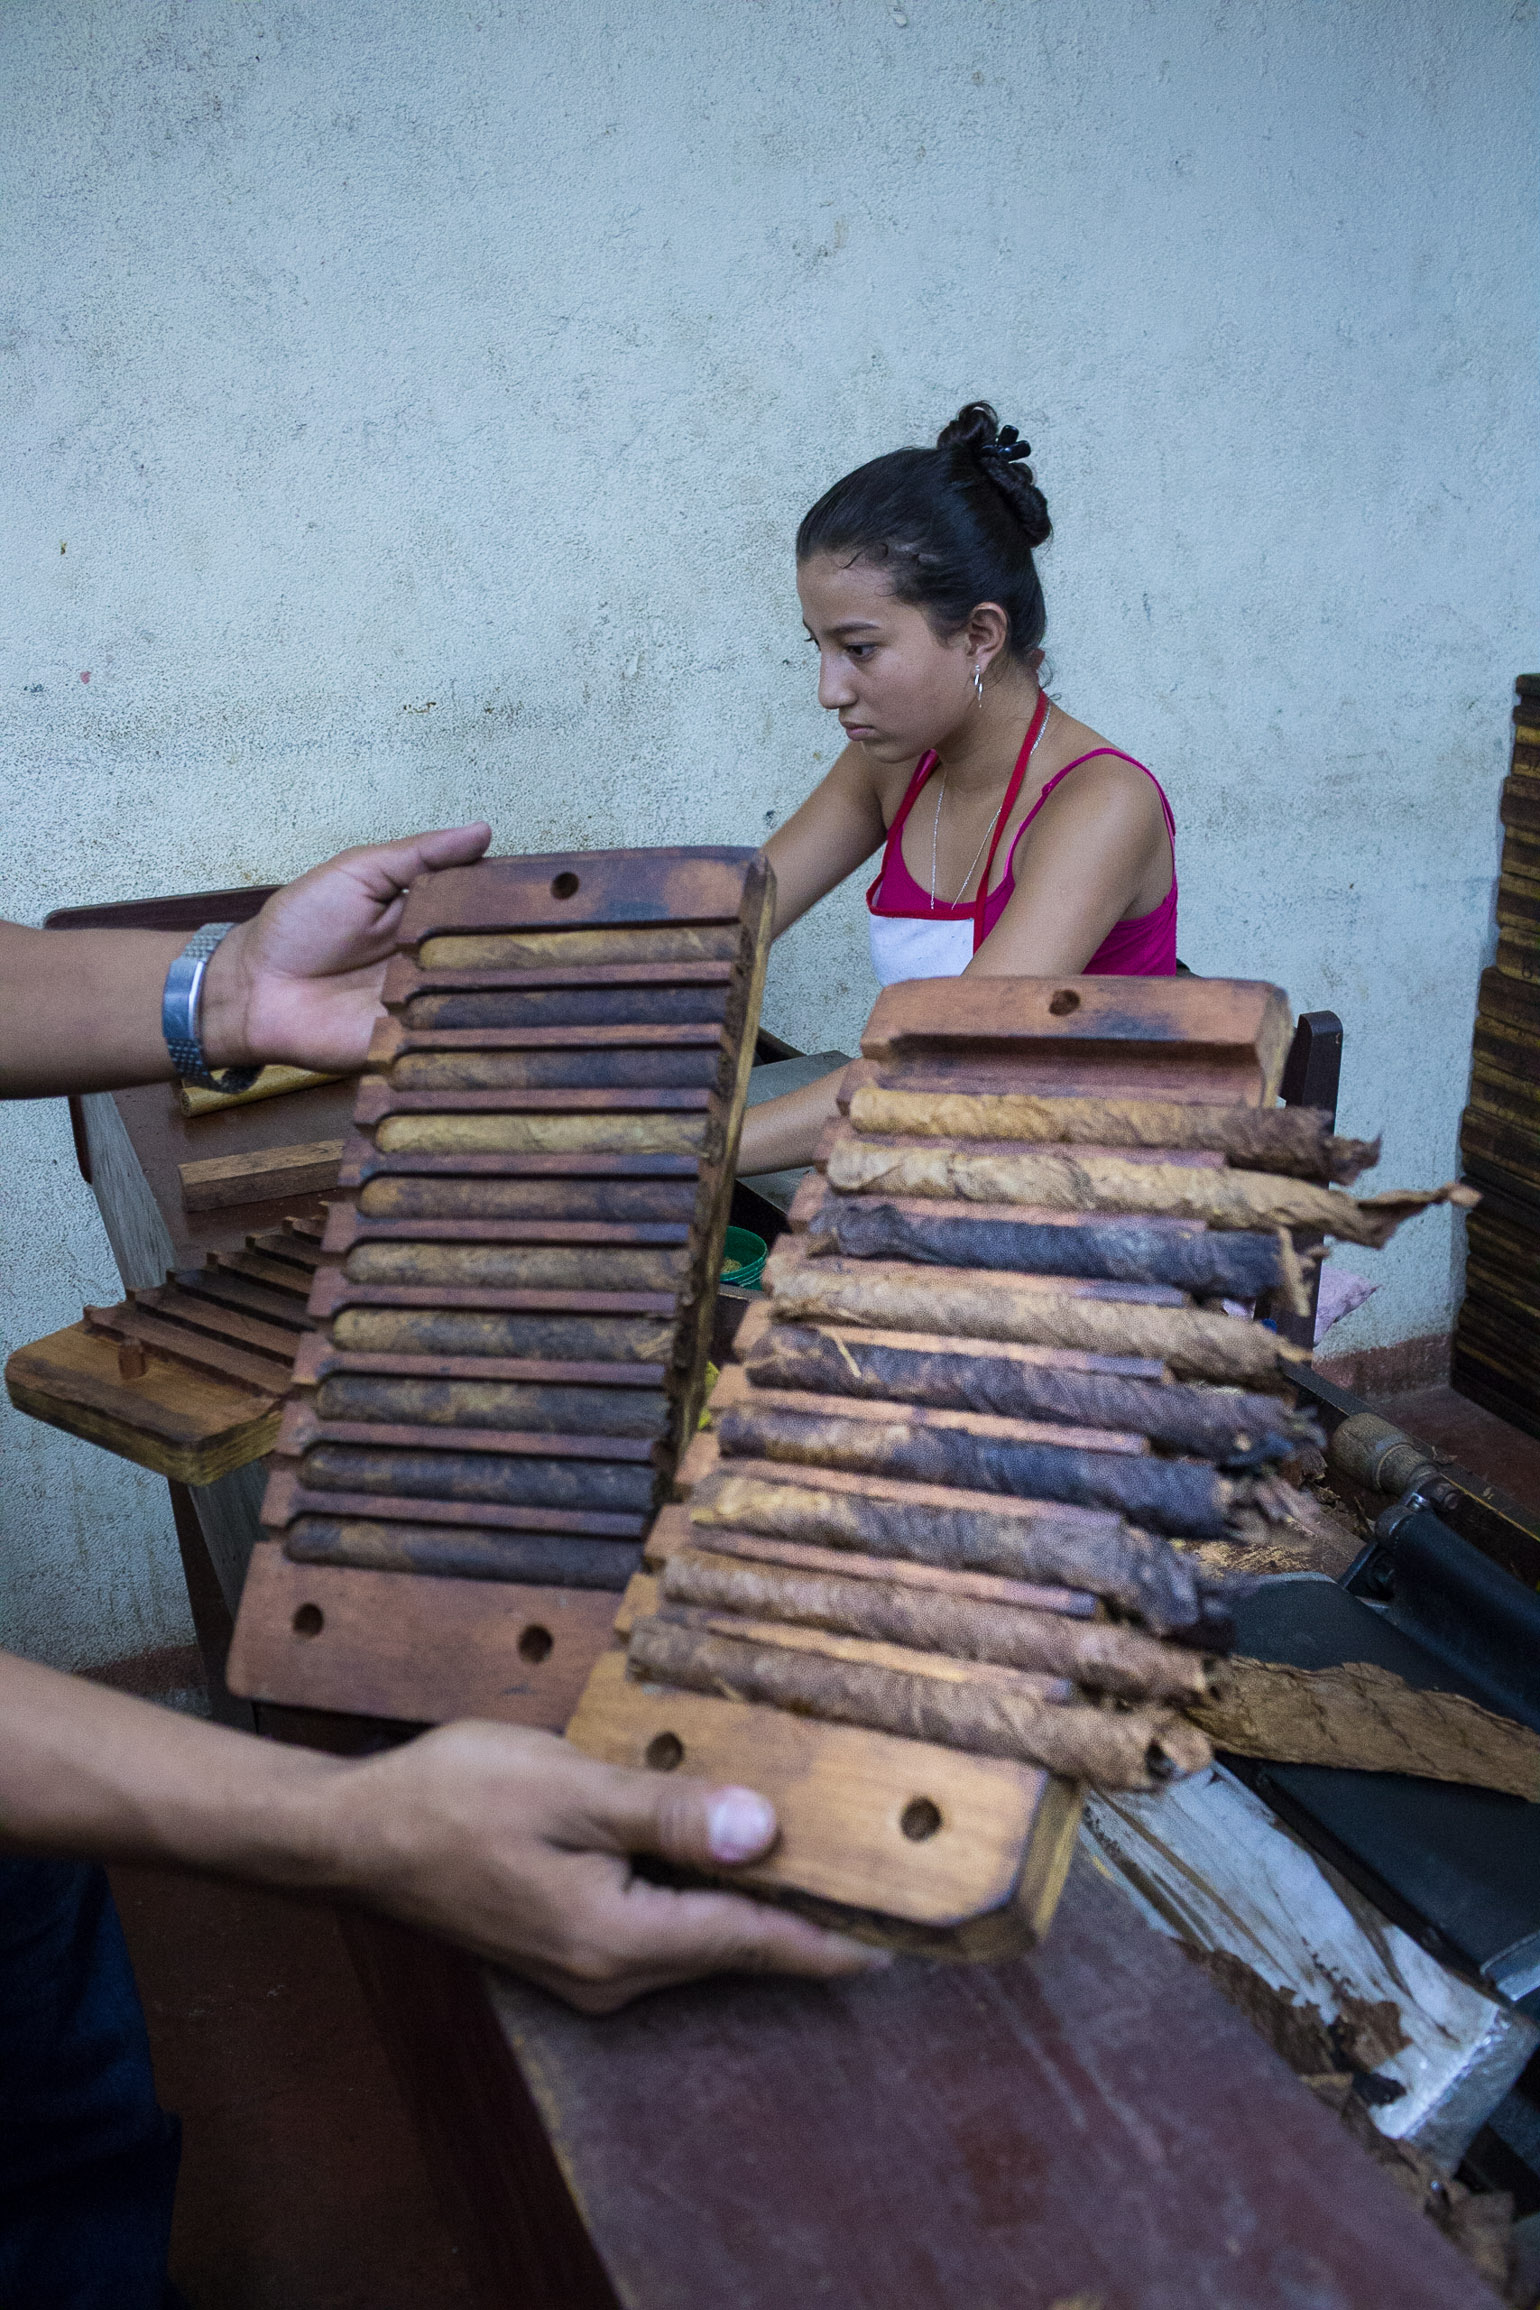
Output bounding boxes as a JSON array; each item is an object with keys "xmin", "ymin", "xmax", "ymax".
[{"xmin": 721, "ymin": 1225, "xmax": 768, "ymax": 1291}]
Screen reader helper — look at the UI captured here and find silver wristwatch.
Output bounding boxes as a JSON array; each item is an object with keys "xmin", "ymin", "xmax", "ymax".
[{"xmin": 161, "ymin": 922, "xmax": 261, "ymax": 1094}]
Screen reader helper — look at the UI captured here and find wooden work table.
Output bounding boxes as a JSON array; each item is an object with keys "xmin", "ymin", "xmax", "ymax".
[{"xmin": 56, "ymin": 1048, "xmax": 1498, "ymax": 2310}]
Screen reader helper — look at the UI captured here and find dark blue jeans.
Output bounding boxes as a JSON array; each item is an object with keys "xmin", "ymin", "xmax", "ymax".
[{"xmin": 0, "ymin": 1859, "xmax": 179, "ymax": 2308}]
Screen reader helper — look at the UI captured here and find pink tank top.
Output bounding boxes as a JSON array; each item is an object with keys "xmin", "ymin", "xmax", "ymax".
[{"xmin": 865, "ymin": 704, "xmax": 1178, "ymax": 982}]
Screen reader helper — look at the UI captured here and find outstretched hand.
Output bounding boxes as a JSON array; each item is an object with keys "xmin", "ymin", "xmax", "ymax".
[
  {"xmin": 201, "ymin": 822, "xmax": 492, "ymax": 1074},
  {"xmin": 328, "ymin": 1723, "xmax": 883, "ymax": 2012}
]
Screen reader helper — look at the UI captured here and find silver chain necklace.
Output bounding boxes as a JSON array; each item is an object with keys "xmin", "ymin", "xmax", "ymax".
[{"xmin": 930, "ymin": 701, "xmax": 1052, "ymax": 910}]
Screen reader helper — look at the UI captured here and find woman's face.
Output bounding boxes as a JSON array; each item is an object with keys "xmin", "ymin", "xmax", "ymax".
[{"xmin": 797, "ymin": 552, "xmax": 976, "ymax": 767}]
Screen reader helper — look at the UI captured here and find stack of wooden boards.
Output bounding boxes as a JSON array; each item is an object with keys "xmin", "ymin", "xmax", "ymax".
[
  {"xmin": 1453, "ymin": 672, "xmax": 1540, "ymax": 1441},
  {"xmin": 4, "ymin": 1219, "xmax": 322, "ymax": 1482},
  {"xmin": 223, "ymin": 847, "xmax": 772, "ymax": 1727},
  {"xmin": 568, "ymin": 976, "xmax": 1471, "ymax": 1953}
]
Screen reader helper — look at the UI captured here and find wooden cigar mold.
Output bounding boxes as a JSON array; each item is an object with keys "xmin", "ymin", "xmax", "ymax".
[
  {"xmin": 566, "ymin": 973, "xmax": 1465, "ymax": 1955},
  {"xmin": 221, "ymin": 848, "xmax": 773, "ymax": 1727},
  {"xmin": 8, "ymin": 926, "xmax": 1478, "ymax": 1954}
]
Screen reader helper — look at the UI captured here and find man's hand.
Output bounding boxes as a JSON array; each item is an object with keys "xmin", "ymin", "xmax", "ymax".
[
  {"xmin": 325, "ymin": 1723, "xmax": 880, "ymax": 2011},
  {"xmin": 0, "ymin": 1653, "xmax": 879, "ymax": 2013},
  {"xmin": 1, "ymin": 821, "xmax": 492, "ymax": 1097},
  {"xmin": 201, "ymin": 822, "xmax": 492, "ymax": 1075}
]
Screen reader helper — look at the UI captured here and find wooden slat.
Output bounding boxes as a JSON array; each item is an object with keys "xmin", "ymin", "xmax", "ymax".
[
  {"xmin": 180, "ymin": 1138, "xmax": 345, "ymax": 1210},
  {"xmin": 275, "ymin": 1401, "xmax": 659, "ymax": 1462},
  {"xmin": 354, "ymin": 1081, "xmax": 717, "ymax": 1122},
  {"xmin": 341, "ymin": 1144, "xmax": 702, "ymax": 1184},
  {"xmin": 321, "ymin": 1205, "xmax": 692, "ymax": 1252},
  {"xmin": 133, "ymin": 1284, "xmax": 307, "ymax": 1361},
  {"xmin": 83, "ymin": 1301, "xmax": 293, "ymax": 1392},
  {"xmin": 260, "ymin": 1465, "xmax": 648, "ymax": 1539},
  {"xmin": 167, "ymin": 1267, "xmax": 317, "ymax": 1328}
]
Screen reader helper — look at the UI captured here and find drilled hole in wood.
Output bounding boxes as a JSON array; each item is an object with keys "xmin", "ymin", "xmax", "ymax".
[
  {"xmin": 517, "ymin": 1624, "xmax": 553, "ymax": 1664},
  {"xmin": 900, "ymin": 1797, "xmax": 942, "ymax": 1842},
  {"xmin": 292, "ymin": 1603, "xmax": 324, "ymax": 1638},
  {"xmin": 1047, "ymin": 988, "xmax": 1080, "ymax": 1016},
  {"xmin": 645, "ymin": 1732, "xmax": 684, "ymax": 1772},
  {"xmin": 551, "ymin": 871, "xmax": 581, "ymax": 899}
]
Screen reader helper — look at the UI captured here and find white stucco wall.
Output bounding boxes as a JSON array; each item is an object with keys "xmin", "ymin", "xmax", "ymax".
[{"xmin": 2, "ymin": 0, "xmax": 1535, "ymax": 1664}]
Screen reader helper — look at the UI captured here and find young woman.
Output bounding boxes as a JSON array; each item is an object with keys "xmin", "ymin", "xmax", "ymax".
[{"xmin": 736, "ymin": 401, "xmax": 1177, "ymax": 1177}]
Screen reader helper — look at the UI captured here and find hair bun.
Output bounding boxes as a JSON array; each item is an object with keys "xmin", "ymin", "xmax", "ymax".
[
  {"xmin": 936, "ymin": 401, "xmax": 1001, "ymax": 456},
  {"xmin": 936, "ymin": 400, "xmax": 1052, "ymax": 550}
]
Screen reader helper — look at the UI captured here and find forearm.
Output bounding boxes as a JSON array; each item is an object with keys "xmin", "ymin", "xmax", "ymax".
[
  {"xmin": 0, "ymin": 1650, "xmax": 345, "ymax": 1891},
  {"xmin": 0, "ymin": 926, "xmax": 186, "ymax": 1097},
  {"xmin": 737, "ymin": 1067, "xmax": 845, "ymax": 1174},
  {"xmin": 763, "ymin": 760, "xmax": 886, "ymax": 939}
]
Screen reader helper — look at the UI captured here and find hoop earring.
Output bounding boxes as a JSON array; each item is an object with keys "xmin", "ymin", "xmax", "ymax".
[{"xmin": 972, "ymin": 660, "xmax": 985, "ymax": 707}]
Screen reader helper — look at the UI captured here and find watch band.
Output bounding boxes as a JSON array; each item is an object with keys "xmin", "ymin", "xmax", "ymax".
[{"xmin": 162, "ymin": 922, "xmax": 261, "ymax": 1094}]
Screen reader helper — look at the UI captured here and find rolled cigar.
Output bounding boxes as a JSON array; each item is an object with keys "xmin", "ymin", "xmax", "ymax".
[
  {"xmin": 626, "ymin": 1616, "xmax": 1212, "ymax": 1789},
  {"xmin": 691, "ymin": 1473, "xmax": 1242, "ymax": 1643},
  {"xmin": 342, "ymin": 1243, "xmax": 689, "ymax": 1291},
  {"xmin": 299, "ymin": 1442, "xmax": 659, "ymax": 1512},
  {"xmin": 358, "ymin": 1176, "xmax": 700, "ymax": 1222},
  {"xmin": 659, "ymin": 1606, "xmax": 1075, "ymax": 1699},
  {"xmin": 847, "ymin": 1088, "xmax": 1381, "ymax": 1184},
  {"xmin": 661, "ymin": 1550, "xmax": 1213, "ymax": 1701},
  {"xmin": 825, "ymin": 1142, "xmax": 1475, "ymax": 1249},
  {"xmin": 393, "ymin": 1048, "xmax": 722, "ymax": 1091},
  {"xmin": 375, "ymin": 1113, "xmax": 709, "ymax": 1157},
  {"xmin": 1189, "ymin": 1657, "xmax": 1540, "ymax": 1800},
  {"xmin": 314, "ymin": 1375, "xmax": 671, "ymax": 1436},
  {"xmin": 416, "ymin": 925, "xmax": 740, "ymax": 970},
  {"xmin": 405, "ymin": 987, "xmax": 729, "ymax": 1031},
  {"xmin": 765, "ymin": 1254, "xmax": 1298, "ymax": 1385},
  {"xmin": 332, "ymin": 1309, "xmax": 677, "ymax": 1361},
  {"xmin": 744, "ymin": 1325, "xmax": 1310, "ymax": 1464},
  {"xmin": 284, "ymin": 1515, "xmax": 643, "ymax": 1588},
  {"xmin": 713, "ymin": 1402, "xmax": 1235, "ymax": 1536},
  {"xmin": 803, "ymin": 1196, "xmax": 1290, "ymax": 1297}
]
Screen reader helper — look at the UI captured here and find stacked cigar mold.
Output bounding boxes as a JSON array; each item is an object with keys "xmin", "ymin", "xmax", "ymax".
[
  {"xmin": 569, "ymin": 976, "xmax": 1471, "ymax": 1949},
  {"xmin": 228, "ymin": 846, "xmax": 773, "ymax": 1728}
]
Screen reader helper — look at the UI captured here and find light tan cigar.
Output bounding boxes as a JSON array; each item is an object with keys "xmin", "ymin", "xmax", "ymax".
[
  {"xmin": 1189, "ymin": 1657, "xmax": 1540, "ymax": 1799},
  {"xmin": 342, "ymin": 1243, "xmax": 688, "ymax": 1290},
  {"xmin": 764, "ymin": 1251, "xmax": 1299, "ymax": 1384},
  {"xmin": 626, "ymin": 1614, "xmax": 1212, "ymax": 1789},
  {"xmin": 848, "ymin": 1087, "xmax": 1379, "ymax": 1183},
  {"xmin": 375, "ymin": 1113, "xmax": 708, "ymax": 1155},
  {"xmin": 826, "ymin": 1139, "xmax": 1474, "ymax": 1247},
  {"xmin": 661, "ymin": 1550, "xmax": 1213, "ymax": 1701}
]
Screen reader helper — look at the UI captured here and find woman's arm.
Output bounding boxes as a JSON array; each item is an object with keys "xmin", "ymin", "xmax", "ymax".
[
  {"xmin": 737, "ymin": 749, "xmax": 892, "ymax": 1174},
  {"xmin": 738, "ymin": 1066, "xmax": 847, "ymax": 1175},
  {"xmin": 763, "ymin": 746, "xmax": 891, "ymax": 937},
  {"xmin": 967, "ymin": 756, "xmax": 1170, "ymax": 977}
]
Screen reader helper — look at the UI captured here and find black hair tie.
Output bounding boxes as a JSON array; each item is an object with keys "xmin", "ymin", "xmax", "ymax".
[{"xmin": 980, "ymin": 425, "xmax": 1032, "ymax": 465}]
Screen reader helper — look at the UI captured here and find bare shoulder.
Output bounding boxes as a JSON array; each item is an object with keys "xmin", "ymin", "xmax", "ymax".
[
  {"xmin": 1036, "ymin": 712, "xmax": 1164, "ymax": 829},
  {"xmin": 828, "ymin": 739, "xmax": 922, "ymax": 831}
]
